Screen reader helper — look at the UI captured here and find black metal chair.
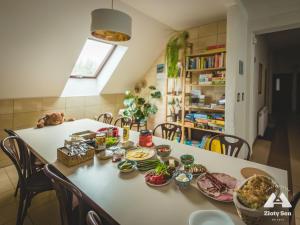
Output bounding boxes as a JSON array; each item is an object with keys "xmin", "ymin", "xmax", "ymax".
[
  {"xmin": 97, "ymin": 113, "xmax": 113, "ymax": 124},
  {"xmin": 153, "ymin": 123, "xmax": 181, "ymax": 141},
  {"xmin": 130, "ymin": 120, "xmax": 147, "ymax": 132},
  {"xmin": 113, "ymin": 116, "xmax": 132, "ymax": 128},
  {"xmin": 4, "ymin": 129, "xmax": 44, "ymax": 197},
  {"xmin": 290, "ymin": 192, "xmax": 300, "ymax": 224},
  {"xmin": 44, "ymin": 164, "xmax": 88, "ymax": 225},
  {"xmin": 44, "ymin": 164, "xmax": 113, "ymax": 225},
  {"xmin": 0, "ymin": 136, "xmax": 53, "ymax": 225},
  {"xmin": 87, "ymin": 211, "xmax": 103, "ymax": 225},
  {"xmin": 208, "ymin": 134, "xmax": 251, "ymax": 160}
]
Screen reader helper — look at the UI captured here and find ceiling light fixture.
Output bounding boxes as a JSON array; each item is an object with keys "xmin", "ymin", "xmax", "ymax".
[{"xmin": 91, "ymin": 0, "xmax": 132, "ymax": 42}]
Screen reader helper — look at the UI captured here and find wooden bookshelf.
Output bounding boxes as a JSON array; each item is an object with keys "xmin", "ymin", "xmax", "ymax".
[
  {"xmin": 186, "ymin": 67, "xmax": 226, "ymax": 72},
  {"xmin": 168, "ymin": 121, "xmax": 224, "ymax": 134},
  {"xmin": 165, "ymin": 47, "xmax": 226, "ymax": 144},
  {"xmin": 187, "ymin": 105, "xmax": 225, "ymax": 112},
  {"xmin": 189, "ymin": 84, "xmax": 225, "ymax": 87},
  {"xmin": 187, "ymin": 48, "xmax": 226, "ymax": 57}
]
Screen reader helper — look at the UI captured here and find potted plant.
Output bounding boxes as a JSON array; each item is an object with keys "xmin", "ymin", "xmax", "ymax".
[
  {"xmin": 165, "ymin": 31, "xmax": 189, "ymax": 78},
  {"xmin": 123, "ymin": 86, "xmax": 161, "ymax": 125},
  {"xmin": 168, "ymin": 97, "xmax": 182, "ymax": 122},
  {"xmin": 168, "ymin": 98, "xmax": 177, "ymax": 122}
]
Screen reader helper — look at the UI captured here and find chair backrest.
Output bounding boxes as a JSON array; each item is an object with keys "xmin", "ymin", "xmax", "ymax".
[
  {"xmin": 0, "ymin": 136, "xmax": 34, "ymax": 188},
  {"xmin": 97, "ymin": 113, "xmax": 113, "ymax": 124},
  {"xmin": 153, "ymin": 123, "xmax": 181, "ymax": 141},
  {"xmin": 44, "ymin": 164, "xmax": 87, "ymax": 225},
  {"xmin": 86, "ymin": 211, "xmax": 103, "ymax": 225},
  {"xmin": 208, "ymin": 134, "xmax": 251, "ymax": 160},
  {"xmin": 290, "ymin": 192, "xmax": 300, "ymax": 220},
  {"xmin": 4, "ymin": 129, "xmax": 22, "ymax": 162},
  {"xmin": 113, "ymin": 116, "xmax": 132, "ymax": 128}
]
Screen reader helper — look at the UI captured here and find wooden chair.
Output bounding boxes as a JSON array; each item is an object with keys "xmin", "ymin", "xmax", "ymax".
[
  {"xmin": 113, "ymin": 116, "xmax": 132, "ymax": 128},
  {"xmin": 44, "ymin": 164, "xmax": 88, "ymax": 225},
  {"xmin": 97, "ymin": 113, "xmax": 113, "ymax": 124},
  {"xmin": 130, "ymin": 120, "xmax": 147, "ymax": 132},
  {"xmin": 4, "ymin": 129, "xmax": 44, "ymax": 197},
  {"xmin": 87, "ymin": 211, "xmax": 103, "ymax": 225},
  {"xmin": 208, "ymin": 134, "xmax": 251, "ymax": 160},
  {"xmin": 153, "ymin": 123, "xmax": 181, "ymax": 141},
  {"xmin": 0, "ymin": 136, "xmax": 53, "ymax": 225}
]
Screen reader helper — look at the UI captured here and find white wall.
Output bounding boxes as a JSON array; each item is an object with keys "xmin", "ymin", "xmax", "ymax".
[
  {"xmin": 248, "ymin": 36, "xmax": 269, "ymax": 141},
  {"xmin": 0, "ymin": 0, "xmax": 172, "ymax": 99},
  {"xmin": 226, "ymin": 3, "xmax": 248, "ymax": 139},
  {"xmin": 239, "ymin": 0, "xmax": 300, "ymax": 145}
]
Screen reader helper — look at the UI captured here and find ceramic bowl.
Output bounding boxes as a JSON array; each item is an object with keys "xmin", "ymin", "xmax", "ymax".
[
  {"xmin": 180, "ymin": 154, "xmax": 194, "ymax": 165},
  {"xmin": 117, "ymin": 160, "xmax": 137, "ymax": 173},
  {"xmin": 155, "ymin": 145, "xmax": 171, "ymax": 158},
  {"xmin": 174, "ymin": 170, "xmax": 193, "ymax": 188}
]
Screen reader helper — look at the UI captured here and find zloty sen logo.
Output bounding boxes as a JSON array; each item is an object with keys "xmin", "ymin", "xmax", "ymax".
[{"xmin": 264, "ymin": 193, "xmax": 292, "ymax": 208}]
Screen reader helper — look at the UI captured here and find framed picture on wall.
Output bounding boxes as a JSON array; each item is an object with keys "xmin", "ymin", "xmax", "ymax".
[
  {"xmin": 258, "ymin": 63, "xmax": 263, "ymax": 95},
  {"xmin": 156, "ymin": 64, "xmax": 165, "ymax": 80}
]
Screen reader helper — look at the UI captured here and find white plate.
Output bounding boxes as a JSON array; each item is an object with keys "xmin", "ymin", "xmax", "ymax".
[
  {"xmin": 125, "ymin": 148, "xmax": 156, "ymax": 161},
  {"xmin": 189, "ymin": 210, "xmax": 234, "ymax": 225}
]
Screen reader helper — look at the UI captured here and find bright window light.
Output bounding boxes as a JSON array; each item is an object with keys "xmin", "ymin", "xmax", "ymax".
[{"xmin": 71, "ymin": 39, "xmax": 115, "ymax": 78}]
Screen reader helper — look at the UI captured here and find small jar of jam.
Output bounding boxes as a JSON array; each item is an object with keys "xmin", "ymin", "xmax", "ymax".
[
  {"xmin": 139, "ymin": 130, "xmax": 153, "ymax": 147},
  {"xmin": 112, "ymin": 127, "xmax": 119, "ymax": 137}
]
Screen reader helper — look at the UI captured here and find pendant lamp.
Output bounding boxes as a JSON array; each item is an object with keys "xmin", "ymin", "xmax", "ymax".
[{"xmin": 91, "ymin": 0, "xmax": 132, "ymax": 41}]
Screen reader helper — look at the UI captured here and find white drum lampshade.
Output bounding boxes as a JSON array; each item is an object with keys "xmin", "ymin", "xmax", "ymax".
[{"xmin": 91, "ymin": 8, "xmax": 132, "ymax": 42}]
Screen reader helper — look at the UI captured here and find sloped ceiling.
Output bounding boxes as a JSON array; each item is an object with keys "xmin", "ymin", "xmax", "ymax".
[
  {"xmin": 0, "ymin": 0, "xmax": 172, "ymax": 99},
  {"xmin": 121, "ymin": 0, "xmax": 233, "ymax": 30}
]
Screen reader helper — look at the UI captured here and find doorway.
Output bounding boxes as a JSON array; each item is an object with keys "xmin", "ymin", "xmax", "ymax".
[{"xmin": 272, "ymin": 74, "xmax": 293, "ymax": 114}]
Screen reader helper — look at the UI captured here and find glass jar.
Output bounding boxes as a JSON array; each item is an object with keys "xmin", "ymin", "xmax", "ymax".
[{"xmin": 139, "ymin": 130, "xmax": 153, "ymax": 147}]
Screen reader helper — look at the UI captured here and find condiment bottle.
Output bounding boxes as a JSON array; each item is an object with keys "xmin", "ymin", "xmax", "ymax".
[{"xmin": 123, "ymin": 125, "xmax": 130, "ymax": 141}]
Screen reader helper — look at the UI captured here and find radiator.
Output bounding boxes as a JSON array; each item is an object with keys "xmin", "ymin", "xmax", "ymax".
[{"xmin": 258, "ymin": 106, "xmax": 268, "ymax": 136}]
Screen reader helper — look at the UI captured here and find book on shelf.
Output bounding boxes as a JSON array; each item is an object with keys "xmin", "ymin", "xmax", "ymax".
[
  {"xmin": 197, "ymin": 71, "xmax": 225, "ymax": 85},
  {"xmin": 188, "ymin": 53, "xmax": 226, "ymax": 70}
]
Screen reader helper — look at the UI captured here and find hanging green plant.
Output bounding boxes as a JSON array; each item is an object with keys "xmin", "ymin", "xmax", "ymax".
[{"xmin": 165, "ymin": 31, "xmax": 189, "ymax": 78}]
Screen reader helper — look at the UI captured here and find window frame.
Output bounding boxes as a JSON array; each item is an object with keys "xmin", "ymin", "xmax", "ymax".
[{"xmin": 70, "ymin": 38, "xmax": 117, "ymax": 79}]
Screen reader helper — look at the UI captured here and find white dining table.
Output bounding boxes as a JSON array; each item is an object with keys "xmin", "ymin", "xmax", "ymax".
[{"xmin": 15, "ymin": 119, "xmax": 288, "ymax": 225}]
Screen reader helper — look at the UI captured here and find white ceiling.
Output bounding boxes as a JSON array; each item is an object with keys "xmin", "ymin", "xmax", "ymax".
[
  {"xmin": 241, "ymin": 0, "xmax": 300, "ymax": 20},
  {"xmin": 121, "ymin": 0, "xmax": 234, "ymax": 30}
]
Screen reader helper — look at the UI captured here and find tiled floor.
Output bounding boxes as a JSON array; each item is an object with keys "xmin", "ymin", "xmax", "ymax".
[{"xmin": 0, "ymin": 165, "xmax": 60, "ymax": 225}]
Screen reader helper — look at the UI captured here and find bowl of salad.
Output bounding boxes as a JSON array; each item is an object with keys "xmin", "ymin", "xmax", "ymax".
[
  {"xmin": 174, "ymin": 171, "xmax": 193, "ymax": 188},
  {"xmin": 145, "ymin": 163, "xmax": 172, "ymax": 186},
  {"xmin": 155, "ymin": 145, "xmax": 171, "ymax": 158},
  {"xmin": 117, "ymin": 160, "xmax": 137, "ymax": 173},
  {"xmin": 233, "ymin": 175, "xmax": 279, "ymax": 225}
]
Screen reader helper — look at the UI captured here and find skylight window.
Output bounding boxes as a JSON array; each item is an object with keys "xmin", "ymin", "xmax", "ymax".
[{"xmin": 71, "ymin": 39, "xmax": 115, "ymax": 78}]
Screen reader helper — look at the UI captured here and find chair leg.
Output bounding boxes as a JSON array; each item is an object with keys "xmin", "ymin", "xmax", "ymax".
[
  {"xmin": 14, "ymin": 180, "xmax": 19, "ymax": 197},
  {"xmin": 16, "ymin": 191, "xmax": 26, "ymax": 225},
  {"xmin": 21, "ymin": 193, "xmax": 31, "ymax": 224}
]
